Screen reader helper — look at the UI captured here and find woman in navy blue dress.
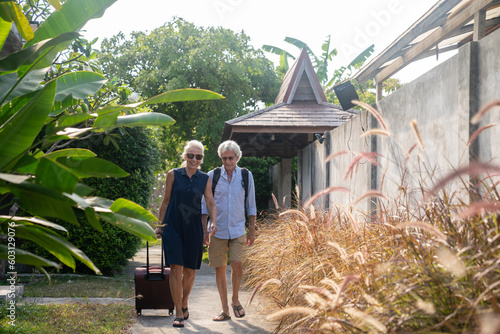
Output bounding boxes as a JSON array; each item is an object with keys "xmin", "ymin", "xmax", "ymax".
[{"xmin": 155, "ymin": 140, "xmax": 217, "ymax": 328}]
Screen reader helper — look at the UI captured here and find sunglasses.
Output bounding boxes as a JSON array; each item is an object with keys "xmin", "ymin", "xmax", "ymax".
[
  {"xmin": 186, "ymin": 153, "xmax": 203, "ymax": 160},
  {"xmin": 222, "ymin": 156, "xmax": 235, "ymax": 161}
]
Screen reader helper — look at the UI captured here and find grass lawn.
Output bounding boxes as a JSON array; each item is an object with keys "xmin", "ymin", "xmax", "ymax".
[
  {"xmin": 19, "ymin": 275, "xmax": 135, "ymax": 299},
  {"xmin": 0, "ymin": 301, "xmax": 135, "ymax": 333},
  {"xmin": 0, "ymin": 273, "xmax": 137, "ymax": 333}
]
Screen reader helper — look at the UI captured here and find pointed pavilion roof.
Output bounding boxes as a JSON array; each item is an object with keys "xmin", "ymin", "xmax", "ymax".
[{"xmin": 221, "ymin": 48, "xmax": 354, "ymax": 158}]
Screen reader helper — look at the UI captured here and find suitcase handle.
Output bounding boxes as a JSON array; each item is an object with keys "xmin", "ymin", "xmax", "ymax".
[{"xmin": 146, "ymin": 240, "xmax": 165, "ymax": 280}]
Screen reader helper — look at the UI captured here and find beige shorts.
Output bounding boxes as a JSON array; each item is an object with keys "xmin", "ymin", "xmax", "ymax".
[{"xmin": 208, "ymin": 235, "xmax": 246, "ymax": 267}]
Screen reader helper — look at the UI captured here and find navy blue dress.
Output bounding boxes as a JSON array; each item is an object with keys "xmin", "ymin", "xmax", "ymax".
[{"xmin": 162, "ymin": 168, "xmax": 208, "ymax": 270}]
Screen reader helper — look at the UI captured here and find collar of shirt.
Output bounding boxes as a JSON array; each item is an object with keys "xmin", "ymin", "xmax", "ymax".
[
  {"xmin": 180, "ymin": 167, "xmax": 199, "ymax": 178},
  {"xmin": 221, "ymin": 165, "xmax": 240, "ymax": 177}
]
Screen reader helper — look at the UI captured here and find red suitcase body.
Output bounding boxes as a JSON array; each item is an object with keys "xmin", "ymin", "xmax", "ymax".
[{"xmin": 134, "ymin": 242, "xmax": 174, "ymax": 315}]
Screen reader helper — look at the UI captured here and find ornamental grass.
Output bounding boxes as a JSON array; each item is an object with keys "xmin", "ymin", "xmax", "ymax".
[{"xmin": 244, "ymin": 102, "xmax": 500, "ymax": 333}]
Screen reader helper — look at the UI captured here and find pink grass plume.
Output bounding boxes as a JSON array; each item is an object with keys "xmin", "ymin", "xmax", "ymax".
[
  {"xmin": 456, "ymin": 200, "xmax": 500, "ymax": 219},
  {"xmin": 467, "ymin": 123, "xmax": 497, "ymax": 147},
  {"xmin": 303, "ymin": 187, "xmax": 350, "ymax": 208},
  {"xmin": 471, "ymin": 100, "xmax": 500, "ymax": 124},
  {"xmin": 344, "ymin": 152, "xmax": 381, "ymax": 180},
  {"xmin": 352, "ymin": 100, "xmax": 389, "ymax": 131}
]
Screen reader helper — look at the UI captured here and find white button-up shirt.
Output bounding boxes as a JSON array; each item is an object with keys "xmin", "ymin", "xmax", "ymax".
[{"xmin": 202, "ymin": 166, "xmax": 256, "ymax": 239}]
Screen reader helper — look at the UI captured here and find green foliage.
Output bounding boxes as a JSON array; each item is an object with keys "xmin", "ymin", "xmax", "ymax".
[
  {"xmin": 23, "ymin": 127, "xmax": 163, "ymax": 275},
  {"xmin": 239, "ymin": 156, "xmax": 280, "ymax": 214},
  {"xmin": 18, "ymin": 0, "xmax": 64, "ymax": 23},
  {"xmin": 0, "ymin": 0, "xmax": 223, "ymax": 274},
  {"xmin": 23, "ymin": 217, "xmax": 141, "ymax": 275},
  {"xmin": 74, "ymin": 127, "xmax": 162, "ymax": 209},
  {"xmin": 99, "ymin": 18, "xmax": 281, "ymax": 168}
]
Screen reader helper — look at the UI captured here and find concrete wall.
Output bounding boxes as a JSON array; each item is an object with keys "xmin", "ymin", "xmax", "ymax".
[
  {"xmin": 294, "ymin": 28, "xmax": 500, "ymax": 212},
  {"xmin": 374, "ymin": 45, "xmax": 469, "ymax": 202},
  {"xmin": 477, "ymin": 27, "xmax": 500, "ymax": 166}
]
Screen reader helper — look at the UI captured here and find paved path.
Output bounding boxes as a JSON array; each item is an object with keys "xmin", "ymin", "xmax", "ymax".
[{"xmin": 126, "ymin": 245, "xmax": 276, "ymax": 334}]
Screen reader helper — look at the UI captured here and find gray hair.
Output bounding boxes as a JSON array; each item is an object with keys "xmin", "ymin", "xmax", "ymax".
[
  {"xmin": 181, "ymin": 140, "xmax": 204, "ymax": 167},
  {"xmin": 217, "ymin": 140, "xmax": 241, "ymax": 162}
]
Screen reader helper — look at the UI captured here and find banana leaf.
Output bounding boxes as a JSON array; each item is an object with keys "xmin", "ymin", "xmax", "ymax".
[
  {"xmin": 0, "ymin": 32, "xmax": 78, "ymax": 74},
  {"xmin": 96, "ymin": 88, "xmax": 224, "ymax": 114},
  {"xmin": 0, "ymin": 17, "xmax": 11, "ymax": 52},
  {"xmin": 0, "ymin": 80, "xmax": 56, "ymax": 170},
  {"xmin": 53, "ymin": 71, "xmax": 107, "ymax": 101},
  {"xmin": 20, "ymin": 0, "xmax": 117, "ymax": 74},
  {"xmin": 0, "ymin": 243, "xmax": 59, "ymax": 269}
]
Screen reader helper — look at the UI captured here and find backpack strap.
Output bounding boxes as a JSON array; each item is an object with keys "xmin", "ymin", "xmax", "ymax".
[
  {"xmin": 241, "ymin": 168, "xmax": 249, "ymax": 205},
  {"xmin": 212, "ymin": 167, "xmax": 221, "ymax": 196}
]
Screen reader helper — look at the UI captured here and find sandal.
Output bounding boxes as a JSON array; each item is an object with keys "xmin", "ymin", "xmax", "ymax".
[
  {"xmin": 213, "ymin": 311, "xmax": 231, "ymax": 321},
  {"xmin": 173, "ymin": 318, "xmax": 184, "ymax": 328},
  {"xmin": 182, "ymin": 307, "xmax": 189, "ymax": 320},
  {"xmin": 232, "ymin": 304, "xmax": 245, "ymax": 318}
]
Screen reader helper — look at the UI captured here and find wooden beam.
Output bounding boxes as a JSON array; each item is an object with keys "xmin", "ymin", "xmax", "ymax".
[
  {"xmin": 275, "ymin": 133, "xmax": 302, "ymax": 150},
  {"xmin": 456, "ymin": 16, "xmax": 500, "ymax": 37},
  {"xmin": 473, "ymin": 9, "xmax": 487, "ymax": 40},
  {"xmin": 375, "ymin": 80, "xmax": 383, "ymax": 102},
  {"xmin": 354, "ymin": 0, "xmax": 463, "ymax": 83},
  {"xmin": 382, "ymin": 17, "xmax": 500, "ymax": 63},
  {"xmin": 242, "ymin": 134, "xmax": 281, "ymax": 157},
  {"xmin": 415, "ymin": 44, "xmax": 462, "ymax": 60},
  {"xmin": 375, "ymin": 0, "xmax": 497, "ymax": 83}
]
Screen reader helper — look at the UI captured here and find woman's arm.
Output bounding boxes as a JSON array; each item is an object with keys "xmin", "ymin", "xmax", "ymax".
[
  {"xmin": 155, "ymin": 170, "xmax": 174, "ymax": 238},
  {"xmin": 204, "ymin": 178, "xmax": 217, "ymax": 238}
]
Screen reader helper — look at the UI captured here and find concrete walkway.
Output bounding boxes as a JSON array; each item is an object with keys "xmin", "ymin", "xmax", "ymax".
[
  {"xmin": 23, "ymin": 245, "xmax": 276, "ymax": 333},
  {"xmin": 126, "ymin": 245, "xmax": 276, "ymax": 333}
]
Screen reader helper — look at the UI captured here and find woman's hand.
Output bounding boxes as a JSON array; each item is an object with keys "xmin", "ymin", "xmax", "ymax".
[
  {"xmin": 203, "ymin": 231, "xmax": 210, "ymax": 245},
  {"xmin": 154, "ymin": 227, "xmax": 162, "ymax": 239}
]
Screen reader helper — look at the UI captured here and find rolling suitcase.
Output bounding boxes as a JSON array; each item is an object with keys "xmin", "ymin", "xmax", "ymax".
[{"xmin": 135, "ymin": 241, "xmax": 174, "ymax": 315}]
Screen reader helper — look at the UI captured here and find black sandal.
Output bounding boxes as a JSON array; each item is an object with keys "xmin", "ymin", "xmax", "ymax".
[
  {"xmin": 173, "ymin": 318, "xmax": 184, "ymax": 327},
  {"xmin": 182, "ymin": 307, "xmax": 189, "ymax": 320},
  {"xmin": 232, "ymin": 304, "xmax": 245, "ymax": 318}
]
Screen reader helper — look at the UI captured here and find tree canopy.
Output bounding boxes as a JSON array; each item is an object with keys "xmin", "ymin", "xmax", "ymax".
[{"xmin": 99, "ymin": 18, "xmax": 280, "ymax": 168}]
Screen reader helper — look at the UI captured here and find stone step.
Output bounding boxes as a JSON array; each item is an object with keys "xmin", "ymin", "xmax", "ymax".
[{"xmin": 0, "ymin": 285, "xmax": 24, "ymax": 301}]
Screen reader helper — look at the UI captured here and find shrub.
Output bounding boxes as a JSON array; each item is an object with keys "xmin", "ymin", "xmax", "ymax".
[
  {"xmin": 239, "ymin": 156, "xmax": 280, "ymax": 214},
  {"xmin": 23, "ymin": 127, "xmax": 162, "ymax": 275}
]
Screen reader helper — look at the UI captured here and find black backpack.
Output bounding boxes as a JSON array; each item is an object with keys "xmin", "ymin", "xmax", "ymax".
[{"xmin": 211, "ymin": 167, "xmax": 249, "ymax": 204}]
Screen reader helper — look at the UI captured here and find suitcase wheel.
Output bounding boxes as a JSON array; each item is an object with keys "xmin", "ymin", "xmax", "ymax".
[
  {"xmin": 169, "ymin": 308, "xmax": 173, "ymax": 315},
  {"xmin": 136, "ymin": 309, "xmax": 141, "ymax": 316}
]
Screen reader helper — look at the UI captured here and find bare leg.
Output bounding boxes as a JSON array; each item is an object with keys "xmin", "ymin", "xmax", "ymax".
[
  {"xmin": 215, "ymin": 266, "xmax": 229, "ymax": 314},
  {"xmin": 230, "ymin": 260, "xmax": 245, "ymax": 317},
  {"xmin": 181, "ymin": 267, "xmax": 196, "ymax": 318},
  {"xmin": 169, "ymin": 264, "xmax": 184, "ymax": 324}
]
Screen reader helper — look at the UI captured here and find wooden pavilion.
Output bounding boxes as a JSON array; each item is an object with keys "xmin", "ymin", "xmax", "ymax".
[{"xmin": 221, "ymin": 48, "xmax": 354, "ymax": 205}]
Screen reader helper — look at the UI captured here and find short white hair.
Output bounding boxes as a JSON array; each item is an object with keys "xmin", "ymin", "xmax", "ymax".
[
  {"xmin": 218, "ymin": 140, "xmax": 242, "ymax": 162},
  {"xmin": 181, "ymin": 140, "xmax": 204, "ymax": 167}
]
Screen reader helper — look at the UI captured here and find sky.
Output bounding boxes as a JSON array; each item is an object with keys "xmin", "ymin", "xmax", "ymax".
[{"xmin": 82, "ymin": 0, "xmax": 455, "ymax": 84}]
